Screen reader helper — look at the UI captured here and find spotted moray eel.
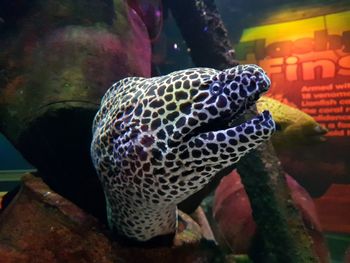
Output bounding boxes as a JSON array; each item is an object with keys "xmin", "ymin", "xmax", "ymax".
[{"xmin": 91, "ymin": 64, "xmax": 276, "ymax": 241}]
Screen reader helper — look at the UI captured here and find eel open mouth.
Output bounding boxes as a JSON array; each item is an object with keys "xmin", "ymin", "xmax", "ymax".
[
  {"xmin": 305, "ymin": 125, "xmax": 328, "ymax": 143},
  {"xmin": 189, "ymin": 89, "xmax": 262, "ymax": 138},
  {"xmin": 187, "ymin": 95, "xmax": 273, "ymax": 142}
]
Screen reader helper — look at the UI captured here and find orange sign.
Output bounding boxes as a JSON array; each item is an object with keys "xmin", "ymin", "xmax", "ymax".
[{"xmin": 236, "ymin": 10, "xmax": 350, "ymax": 137}]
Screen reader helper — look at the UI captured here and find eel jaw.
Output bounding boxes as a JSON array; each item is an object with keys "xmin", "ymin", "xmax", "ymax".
[
  {"xmin": 184, "ymin": 110, "xmax": 275, "ymax": 169},
  {"xmin": 187, "ymin": 94, "xmax": 268, "ymax": 140},
  {"xmin": 224, "ymin": 92, "xmax": 265, "ymax": 130},
  {"xmin": 249, "ymin": 110, "xmax": 276, "ymax": 134},
  {"xmin": 227, "ymin": 110, "xmax": 276, "ymax": 158},
  {"xmin": 235, "ymin": 110, "xmax": 276, "ymax": 139}
]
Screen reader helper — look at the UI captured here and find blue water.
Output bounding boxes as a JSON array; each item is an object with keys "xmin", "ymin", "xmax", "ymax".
[{"xmin": 0, "ymin": 133, "xmax": 33, "ymax": 170}]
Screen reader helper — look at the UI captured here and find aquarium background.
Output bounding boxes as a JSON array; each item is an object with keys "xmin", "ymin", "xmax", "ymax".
[
  {"xmin": 0, "ymin": 134, "xmax": 35, "ymax": 200},
  {"xmin": 0, "ymin": 134, "xmax": 33, "ymax": 170},
  {"xmin": 0, "ymin": 0, "xmax": 350, "ymax": 262},
  {"xmin": 152, "ymin": 3, "xmax": 350, "ymax": 262}
]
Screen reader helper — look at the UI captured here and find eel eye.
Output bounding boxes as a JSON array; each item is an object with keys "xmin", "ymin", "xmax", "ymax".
[{"xmin": 209, "ymin": 82, "xmax": 223, "ymax": 95}]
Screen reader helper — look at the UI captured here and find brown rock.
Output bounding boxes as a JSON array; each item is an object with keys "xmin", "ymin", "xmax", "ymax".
[
  {"xmin": 0, "ymin": 0, "xmax": 151, "ymax": 221},
  {"xmin": 0, "ymin": 174, "xmax": 221, "ymax": 263},
  {"xmin": 213, "ymin": 170, "xmax": 330, "ymax": 263},
  {"xmin": 190, "ymin": 206, "xmax": 217, "ymax": 244},
  {"xmin": 0, "ymin": 174, "xmax": 115, "ymax": 263}
]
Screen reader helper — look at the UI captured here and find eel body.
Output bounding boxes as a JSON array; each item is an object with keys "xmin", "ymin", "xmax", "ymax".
[{"xmin": 91, "ymin": 64, "xmax": 275, "ymax": 241}]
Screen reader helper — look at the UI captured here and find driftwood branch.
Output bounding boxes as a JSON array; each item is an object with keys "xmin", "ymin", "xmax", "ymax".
[
  {"xmin": 237, "ymin": 122, "xmax": 319, "ymax": 262},
  {"xmin": 166, "ymin": 0, "xmax": 239, "ymax": 69},
  {"xmin": 167, "ymin": 0, "xmax": 320, "ymax": 262}
]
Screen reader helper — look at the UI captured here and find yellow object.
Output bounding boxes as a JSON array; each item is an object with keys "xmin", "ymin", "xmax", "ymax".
[{"xmin": 257, "ymin": 96, "xmax": 328, "ymax": 149}]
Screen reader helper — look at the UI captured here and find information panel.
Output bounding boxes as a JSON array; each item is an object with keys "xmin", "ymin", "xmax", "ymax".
[
  {"xmin": 236, "ymin": 10, "xmax": 350, "ymax": 137},
  {"xmin": 235, "ymin": 10, "xmax": 350, "ymax": 196}
]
